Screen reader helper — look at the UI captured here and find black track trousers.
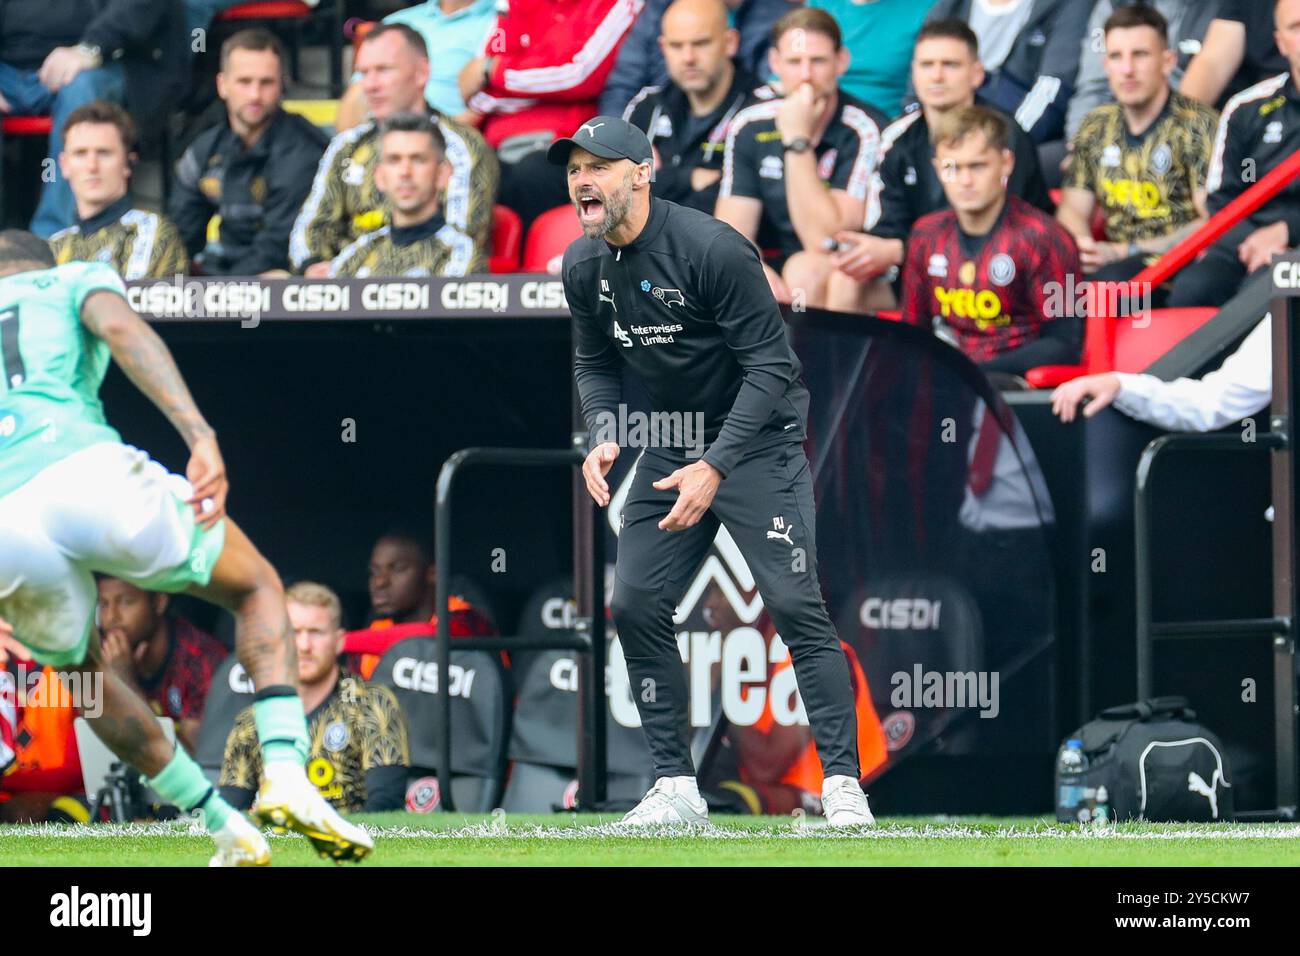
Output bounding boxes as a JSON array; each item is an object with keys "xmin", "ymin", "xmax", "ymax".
[{"xmin": 610, "ymin": 440, "xmax": 860, "ymax": 781}]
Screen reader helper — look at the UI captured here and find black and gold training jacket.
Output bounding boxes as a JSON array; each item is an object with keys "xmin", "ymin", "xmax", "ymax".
[{"xmin": 219, "ymin": 671, "xmax": 410, "ymax": 814}]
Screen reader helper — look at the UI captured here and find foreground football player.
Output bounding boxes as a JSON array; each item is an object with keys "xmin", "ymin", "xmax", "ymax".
[{"xmin": 0, "ymin": 231, "xmax": 372, "ymax": 865}]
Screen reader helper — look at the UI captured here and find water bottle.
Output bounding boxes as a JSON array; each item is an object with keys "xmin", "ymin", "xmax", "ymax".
[
  {"xmin": 1094, "ymin": 785, "xmax": 1111, "ymax": 825},
  {"xmin": 1057, "ymin": 739, "xmax": 1088, "ymax": 819}
]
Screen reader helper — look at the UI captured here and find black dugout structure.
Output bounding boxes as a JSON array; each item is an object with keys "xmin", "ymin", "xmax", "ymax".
[{"xmin": 115, "ymin": 275, "xmax": 1290, "ymax": 815}]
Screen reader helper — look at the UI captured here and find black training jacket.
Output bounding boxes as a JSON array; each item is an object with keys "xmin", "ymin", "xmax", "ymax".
[
  {"xmin": 563, "ymin": 196, "xmax": 808, "ymax": 477},
  {"xmin": 869, "ymin": 99, "xmax": 1053, "ymax": 249},
  {"xmin": 1205, "ymin": 71, "xmax": 1300, "ymax": 249},
  {"xmin": 622, "ymin": 65, "xmax": 773, "ymax": 214}
]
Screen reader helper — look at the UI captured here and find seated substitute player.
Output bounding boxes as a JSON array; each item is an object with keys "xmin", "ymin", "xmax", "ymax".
[
  {"xmin": 826, "ymin": 17, "xmax": 1053, "ymax": 313},
  {"xmin": 49, "ymin": 101, "xmax": 188, "ymax": 280},
  {"xmin": 553, "ymin": 115, "xmax": 875, "ymax": 827},
  {"xmin": 1051, "ymin": 315, "xmax": 1272, "ymax": 432},
  {"xmin": 1166, "ymin": 0, "xmax": 1300, "ymax": 308},
  {"xmin": 95, "ymin": 575, "xmax": 228, "ymax": 755},
  {"xmin": 621, "ymin": 0, "xmax": 774, "ymax": 215},
  {"xmin": 330, "ymin": 114, "xmax": 484, "ymax": 278},
  {"xmin": 169, "ymin": 29, "xmax": 329, "ymax": 277},
  {"xmin": 0, "ymin": 231, "xmax": 372, "ymax": 866},
  {"xmin": 1057, "ymin": 5, "xmax": 1218, "ymax": 285},
  {"xmin": 715, "ymin": 7, "xmax": 886, "ymax": 307},
  {"xmin": 221, "ymin": 582, "xmax": 410, "ymax": 814},
  {"xmin": 289, "ymin": 23, "xmax": 498, "ymax": 277},
  {"xmin": 343, "ymin": 530, "xmax": 496, "ymax": 680},
  {"xmin": 900, "ymin": 106, "xmax": 1082, "ymax": 377}
]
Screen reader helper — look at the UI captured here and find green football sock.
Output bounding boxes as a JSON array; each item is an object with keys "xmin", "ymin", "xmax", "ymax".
[
  {"xmin": 147, "ymin": 747, "xmax": 233, "ymax": 833},
  {"xmin": 252, "ymin": 690, "xmax": 310, "ymax": 766}
]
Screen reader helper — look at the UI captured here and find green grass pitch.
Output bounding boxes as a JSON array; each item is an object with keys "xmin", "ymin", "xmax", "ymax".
[{"xmin": 3, "ymin": 814, "xmax": 1299, "ymax": 866}]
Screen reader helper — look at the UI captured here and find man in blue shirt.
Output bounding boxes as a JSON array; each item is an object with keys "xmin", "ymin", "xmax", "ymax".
[{"xmin": 336, "ymin": 0, "xmax": 496, "ymax": 130}]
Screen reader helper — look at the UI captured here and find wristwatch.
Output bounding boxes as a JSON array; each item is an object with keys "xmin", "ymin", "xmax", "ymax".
[
  {"xmin": 783, "ymin": 137, "xmax": 811, "ymax": 154},
  {"xmin": 1127, "ymin": 240, "xmax": 1141, "ymax": 257},
  {"xmin": 75, "ymin": 43, "xmax": 103, "ymax": 69}
]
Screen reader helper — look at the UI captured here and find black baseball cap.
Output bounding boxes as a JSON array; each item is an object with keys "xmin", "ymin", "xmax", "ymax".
[{"xmin": 546, "ymin": 116, "xmax": 653, "ymax": 167}]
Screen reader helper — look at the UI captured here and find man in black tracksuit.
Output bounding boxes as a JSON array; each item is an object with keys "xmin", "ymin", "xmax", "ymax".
[
  {"xmin": 1168, "ymin": 15, "xmax": 1300, "ymax": 308},
  {"xmin": 549, "ymin": 116, "xmax": 873, "ymax": 828}
]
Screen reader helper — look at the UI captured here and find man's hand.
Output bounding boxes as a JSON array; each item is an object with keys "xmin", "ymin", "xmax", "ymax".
[
  {"xmin": 0, "ymin": 617, "xmax": 31, "ymax": 666},
  {"xmin": 1238, "ymin": 221, "xmax": 1289, "ymax": 273},
  {"xmin": 1077, "ymin": 236, "xmax": 1124, "ymax": 273},
  {"xmin": 99, "ymin": 629, "xmax": 145, "ymax": 687},
  {"xmin": 775, "ymin": 83, "xmax": 820, "ymax": 142},
  {"xmin": 1051, "ymin": 372, "xmax": 1122, "ymax": 423},
  {"xmin": 582, "ymin": 442, "xmax": 620, "ymax": 507},
  {"xmin": 654, "ymin": 460, "xmax": 721, "ymax": 531},
  {"xmin": 0, "ymin": 91, "xmax": 11, "ymax": 114},
  {"xmin": 652, "ymin": 144, "xmax": 663, "ymax": 173},
  {"xmin": 304, "ymin": 261, "xmax": 332, "ymax": 278},
  {"xmin": 458, "ymin": 55, "xmax": 495, "ymax": 102},
  {"xmin": 830, "ymin": 231, "xmax": 892, "ymax": 281},
  {"xmin": 187, "ymin": 435, "xmax": 228, "ymax": 529},
  {"xmin": 38, "ymin": 45, "xmax": 96, "ymax": 93},
  {"xmin": 763, "ymin": 262, "xmax": 791, "ymax": 303},
  {"xmin": 691, "ymin": 167, "xmax": 721, "ymax": 192}
]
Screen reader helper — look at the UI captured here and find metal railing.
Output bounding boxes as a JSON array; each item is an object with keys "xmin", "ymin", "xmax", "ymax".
[
  {"xmin": 432, "ymin": 444, "xmax": 607, "ymax": 812},
  {"xmin": 1134, "ymin": 430, "xmax": 1295, "ymax": 819}
]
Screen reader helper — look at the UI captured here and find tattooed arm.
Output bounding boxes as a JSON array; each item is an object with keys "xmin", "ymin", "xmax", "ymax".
[{"xmin": 80, "ymin": 290, "xmax": 228, "ymax": 528}]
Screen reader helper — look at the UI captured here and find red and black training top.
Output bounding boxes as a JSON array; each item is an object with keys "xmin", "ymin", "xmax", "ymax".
[{"xmin": 900, "ymin": 195, "xmax": 1082, "ymax": 375}]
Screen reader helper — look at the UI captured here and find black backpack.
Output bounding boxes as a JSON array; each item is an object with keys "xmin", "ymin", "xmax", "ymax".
[{"xmin": 1056, "ymin": 697, "xmax": 1233, "ymax": 823}]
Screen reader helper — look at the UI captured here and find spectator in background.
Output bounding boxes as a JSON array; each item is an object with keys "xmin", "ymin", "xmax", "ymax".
[
  {"xmin": 336, "ymin": 0, "xmax": 497, "ymax": 131},
  {"xmin": 0, "ymin": 0, "xmax": 189, "ymax": 238},
  {"xmin": 170, "ymin": 30, "xmax": 328, "ymax": 277},
  {"xmin": 716, "ymin": 6, "xmax": 886, "ymax": 307},
  {"xmin": 96, "ymin": 576, "xmax": 229, "ymax": 755},
  {"xmin": 622, "ymin": 0, "xmax": 774, "ymax": 214},
  {"xmin": 599, "ymin": 0, "xmax": 793, "ymax": 116},
  {"xmin": 331, "ymin": 113, "xmax": 484, "ymax": 277},
  {"xmin": 457, "ymin": 0, "xmax": 642, "ymax": 228},
  {"xmin": 290, "ymin": 23, "xmax": 498, "ymax": 276},
  {"xmin": 922, "ymin": 0, "xmax": 1090, "ymax": 153},
  {"xmin": 183, "ymin": 0, "xmax": 242, "ymax": 36},
  {"xmin": 1052, "ymin": 314, "xmax": 1270, "ymax": 431},
  {"xmin": 49, "ymin": 101, "xmax": 189, "ymax": 279},
  {"xmin": 1058, "ymin": 5, "xmax": 1217, "ymax": 284},
  {"xmin": 810, "ymin": 0, "xmax": 939, "ymax": 118},
  {"xmin": 220, "ymin": 582, "xmax": 410, "ymax": 815},
  {"xmin": 825, "ymin": 17, "xmax": 1052, "ymax": 312},
  {"xmin": 899, "ymin": 105, "xmax": 1081, "ymax": 376},
  {"xmin": 1181, "ymin": 0, "xmax": 1288, "ymax": 108},
  {"xmin": 1167, "ymin": 0, "xmax": 1300, "ymax": 308},
  {"xmin": 1065, "ymin": 1, "xmax": 1219, "ymax": 149},
  {"xmin": 343, "ymin": 530, "xmax": 496, "ymax": 681}
]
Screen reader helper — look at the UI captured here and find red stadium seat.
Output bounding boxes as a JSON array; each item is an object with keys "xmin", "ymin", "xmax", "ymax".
[
  {"xmin": 218, "ymin": 1, "xmax": 311, "ymax": 20},
  {"xmin": 522, "ymin": 204, "xmax": 583, "ymax": 273},
  {"xmin": 489, "ymin": 204, "xmax": 522, "ymax": 274},
  {"xmin": 1024, "ymin": 307, "xmax": 1220, "ymax": 389},
  {"xmin": 2, "ymin": 116, "xmax": 53, "ymax": 136}
]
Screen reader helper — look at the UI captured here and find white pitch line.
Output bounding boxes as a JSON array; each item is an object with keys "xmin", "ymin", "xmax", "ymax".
[{"xmin": 1, "ymin": 822, "xmax": 1299, "ymax": 841}]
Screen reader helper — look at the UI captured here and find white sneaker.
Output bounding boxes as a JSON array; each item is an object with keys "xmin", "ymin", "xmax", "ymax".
[
  {"xmin": 620, "ymin": 776, "xmax": 709, "ymax": 827},
  {"xmin": 209, "ymin": 812, "xmax": 271, "ymax": 867},
  {"xmin": 253, "ymin": 763, "xmax": 374, "ymax": 863},
  {"xmin": 821, "ymin": 775, "xmax": 875, "ymax": 827}
]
